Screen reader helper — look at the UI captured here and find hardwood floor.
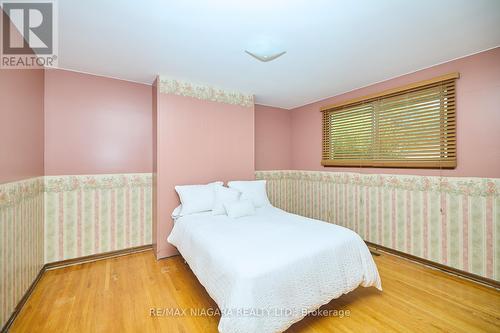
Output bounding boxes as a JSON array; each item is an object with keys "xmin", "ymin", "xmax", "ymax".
[{"xmin": 10, "ymin": 250, "xmax": 500, "ymax": 333}]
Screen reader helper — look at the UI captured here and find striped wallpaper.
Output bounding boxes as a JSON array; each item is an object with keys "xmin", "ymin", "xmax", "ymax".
[
  {"xmin": 0, "ymin": 177, "xmax": 44, "ymax": 329},
  {"xmin": 256, "ymin": 170, "xmax": 500, "ymax": 282},
  {"xmin": 44, "ymin": 173, "xmax": 153, "ymax": 263}
]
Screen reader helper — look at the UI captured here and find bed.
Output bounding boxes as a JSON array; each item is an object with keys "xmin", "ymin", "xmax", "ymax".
[{"xmin": 167, "ymin": 205, "xmax": 382, "ymax": 333}]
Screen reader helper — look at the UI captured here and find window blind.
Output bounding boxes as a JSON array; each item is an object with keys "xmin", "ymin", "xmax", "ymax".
[{"xmin": 321, "ymin": 73, "xmax": 458, "ymax": 168}]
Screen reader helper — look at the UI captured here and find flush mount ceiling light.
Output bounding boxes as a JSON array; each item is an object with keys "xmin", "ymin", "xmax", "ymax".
[{"xmin": 245, "ymin": 50, "xmax": 286, "ymax": 62}]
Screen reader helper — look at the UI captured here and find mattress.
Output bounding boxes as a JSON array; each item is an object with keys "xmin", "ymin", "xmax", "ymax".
[{"xmin": 168, "ymin": 206, "xmax": 382, "ymax": 333}]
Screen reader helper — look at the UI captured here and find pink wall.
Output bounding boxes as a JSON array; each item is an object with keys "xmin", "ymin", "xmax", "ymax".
[
  {"xmin": 44, "ymin": 69, "xmax": 153, "ymax": 175},
  {"xmin": 154, "ymin": 88, "xmax": 255, "ymax": 258},
  {"xmin": 255, "ymin": 104, "xmax": 292, "ymax": 170},
  {"xmin": 290, "ymin": 47, "xmax": 500, "ymax": 178},
  {"xmin": 0, "ymin": 69, "xmax": 44, "ymax": 184}
]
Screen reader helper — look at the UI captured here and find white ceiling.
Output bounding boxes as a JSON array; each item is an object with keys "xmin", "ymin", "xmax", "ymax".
[{"xmin": 57, "ymin": 0, "xmax": 500, "ymax": 109}]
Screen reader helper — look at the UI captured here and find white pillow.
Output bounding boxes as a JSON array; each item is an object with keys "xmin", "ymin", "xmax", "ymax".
[
  {"xmin": 227, "ymin": 180, "xmax": 270, "ymax": 208},
  {"xmin": 172, "ymin": 204, "xmax": 182, "ymax": 219},
  {"xmin": 212, "ymin": 185, "xmax": 241, "ymax": 215},
  {"xmin": 224, "ymin": 199, "xmax": 255, "ymax": 218},
  {"xmin": 175, "ymin": 181, "xmax": 223, "ymax": 215}
]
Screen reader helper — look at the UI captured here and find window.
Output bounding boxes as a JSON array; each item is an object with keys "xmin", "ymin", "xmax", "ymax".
[{"xmin": 321, "ymin": 73, "xmax": 458, "ymax": 168}]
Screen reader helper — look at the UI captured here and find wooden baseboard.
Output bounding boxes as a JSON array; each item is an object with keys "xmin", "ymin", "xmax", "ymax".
[
  {"xmin": 45, "ymin": 244, "xmax": 152, "ymax": 270},
  {"xmin": 1, "ymin": 245, "xmax": 153, "ymax": 333},
  {"xmin": 366, "ymin": 241, "xmax": 500, "ymax": 289}
]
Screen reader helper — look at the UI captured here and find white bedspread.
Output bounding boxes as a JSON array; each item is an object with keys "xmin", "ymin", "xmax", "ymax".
[{"xmin": 167, "ymin": 206, "xmax": 382, "ymax": 333}]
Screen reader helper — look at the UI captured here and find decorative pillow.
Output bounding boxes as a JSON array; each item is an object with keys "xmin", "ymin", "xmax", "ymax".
[
  {"xmin": 175, "ymin": 181, "xmax": 223, "ymax": 216},
  {"xmin": 224, "ymin": 199, "xmax": 256, "ymax": 218},
  {"xmin": 227, "ymin": 180, "xmax": 270, "ymax": 207},
  {"xmin": 212, "ymin": 185, "xmax": 241, "ymax": 215}
]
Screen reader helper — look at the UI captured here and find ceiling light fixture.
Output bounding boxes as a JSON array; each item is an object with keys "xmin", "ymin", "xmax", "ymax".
[{"xmin": 245, "ymin": 50, "xmax": 286, "ymax": 62}]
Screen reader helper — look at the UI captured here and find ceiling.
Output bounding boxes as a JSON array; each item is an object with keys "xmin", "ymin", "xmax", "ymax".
[{"xmin": 57, "ymin": 0, "xmax": 500, "ymax": 109}]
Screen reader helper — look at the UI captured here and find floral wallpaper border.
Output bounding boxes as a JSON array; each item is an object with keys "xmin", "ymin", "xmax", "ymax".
[
  {"xmin": 256, "ymin": 170, "xmax": 498, "ymax": 197},
  {"xmin": 158, "ymin": 76, "xmax": 254, "ymax": 107},
  {"xmin": 256, "ymin": 170, "xmax": 500, "ymax": 281},
  {"xmin": 45, "ymin": 173, "xmax": 152, "ymax": 192},
  {"xmin": 0, "ymin": 177, "xmax": 44, "ymax": 208}
]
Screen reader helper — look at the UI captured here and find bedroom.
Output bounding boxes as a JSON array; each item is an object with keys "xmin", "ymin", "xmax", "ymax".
[{"xmin": 0, "ymin": 0, "xmax": 499, "ymax": 332}]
